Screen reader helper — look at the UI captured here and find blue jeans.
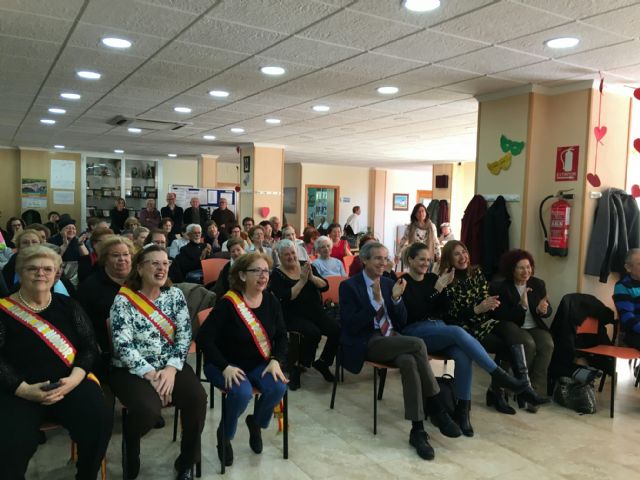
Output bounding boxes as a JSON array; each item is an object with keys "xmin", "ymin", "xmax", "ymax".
[
  {"xmin": 204, "ymin": 362, "xmax": 287, "ymax": 439},
  {"xmin": 402, "ymin": 320, "xmax": 497, "ymax": 400}
]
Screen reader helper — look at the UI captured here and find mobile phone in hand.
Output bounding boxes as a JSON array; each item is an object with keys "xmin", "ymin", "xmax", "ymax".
[{"xmin": 41, "ymin": 381, "xmax": 62, "ymax": 392}]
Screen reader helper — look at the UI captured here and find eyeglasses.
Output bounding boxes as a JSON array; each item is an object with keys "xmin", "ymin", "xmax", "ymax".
[
  {"xmin": 144, "ymin": 260, "xmax": 170, "ymax": 270},
  {"xmin": 245, "ymin": 268, "xmax": 270, "ymax": 277},
  {"xmin": 24, "ymin": 265, "xmax": 56, "ymax": 275}
]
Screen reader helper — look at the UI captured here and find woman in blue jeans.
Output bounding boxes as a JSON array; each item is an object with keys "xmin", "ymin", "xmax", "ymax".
[
  {"xmin": 401, "ymin": 243, "xmax": 528, "ymax": 436},
  {"xmin": 196, "ymin": 252, "xmax": 288, "ymax": 467}
]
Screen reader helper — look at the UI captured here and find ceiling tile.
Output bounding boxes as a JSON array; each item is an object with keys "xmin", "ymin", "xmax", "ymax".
[
  {"xmin": 328, "ymin": 52, "xmax": 425, "ymax": 79},
  {"xmin": 443, "ymin": 76, "xmax": 526, "ymax": 95},
  {"xmin": 69, "ymin": 23, "xmax": 168, "ymax": 58},
  {"xmin": 558, "ymin": 40, "xmax": 640, "ymax": 71},
  {"xmin": 581, "ymin": 3, "xmax": 640, "ymax": 39},
  {"xmin": 0, "ymin": 0, "xmax": 85, "ymax": 19},
  {"xmin": 0, "ymin": 36, "xmax": 60, "ymax": 61},
  {"xmin": 135, "ymin": 0, "xmax": 216, "ymax": 15},
  {"xmin": 383, "ymin": 65, "xmax": 479, "ymax": 89},
  {"xmin": 152, "ymin": 42, "xmax": 249, "ymax": 71},
  {"xmin": 0, "ymin": 9, "xmax": 72, "ymax": 42},
  {"xmin": 437, "ymin": 46, "xmax": 546, "ymax": 75},
  {"xmin": 514, "ymin": 0, "xmax": 640, "ymax": 20},
  {"xmin": 496, "ymin": 60, "xmax": 595, "ymax": 83},
  {"xmin": 260, "ymin": 36, "xmax": 362, "ymax": 68}
]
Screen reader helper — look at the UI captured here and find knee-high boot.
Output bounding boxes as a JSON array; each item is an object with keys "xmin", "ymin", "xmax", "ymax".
[
  {"xmin": 454, "ymin": 399, "xmax": 474, "ymax": 437},
  {"xmin": 509, "ymin": 344, "xmax": 550, "ymax": 406}
]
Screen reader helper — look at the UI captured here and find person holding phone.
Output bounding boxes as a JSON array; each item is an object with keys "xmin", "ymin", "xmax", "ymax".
[{"xmin": 0, "ymin": 245, "xmax": 112, "ymax": 479}]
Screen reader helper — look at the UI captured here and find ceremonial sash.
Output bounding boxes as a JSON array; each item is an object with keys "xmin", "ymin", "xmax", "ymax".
[
  {"xmin": 118, "ymin": 287, "xmax": 176, "ymax": 345},
  {"xmin": 223, "ymin": 290, "xmax": 271, "ymax": 360},
  {"xmin": 0, "ymin": 297, "xmax": 76, "ymax": 367}
]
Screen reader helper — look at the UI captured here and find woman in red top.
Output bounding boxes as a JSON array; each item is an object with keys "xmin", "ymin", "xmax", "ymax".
[{"xmin": 327, "ymin": 223, "xmax": 352, "ymax": 261}]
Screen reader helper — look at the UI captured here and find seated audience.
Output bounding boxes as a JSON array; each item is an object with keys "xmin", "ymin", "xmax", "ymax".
[
  {"xmin": 614, "ymin": 248, "xmax": 640, "ymax": 349},
  {"xmin": 121, "ymin": 217, "xmax": 141, "ymax": 240},
  {"xmin": 204, "ymin": 220, "xmax": 222, "ymax": 252},
  {"xmin": 312, "ymin": 236, "xmax": 346, "ymax": 277},
  {"xmin": 438, "ymin": 222, "xmax": 455, "ymax": 245},
  {"xmin": 109, "ymin": 197, "xmax": 130, "ymax": 234},
  {"xmin": 44, "ymin": 210, "xmax": 60, "ymax": 236},
  {"xmin": 327, "ymin": 223, "xmax": 352, "ymax": 261},
  {"xmin": 132, "ymin": 227, "xmax": 150, "ymax": 254},
  {"xmin": 110, "ymin": 245, "xmax": 206, "ymax": 480},
  {"xmin": 401, "ymin": 243, "xmax": 531, "ymax": 435},
  {"xmin": 213, "ymin": 238, "xmax": 245, "ymax": 298},
  {"xmin": 280, "ymin": 225, "xmax": 309, "ymax": 262},
  {"xmin": 0, "ymin": 246, "xmax": 112, "ymax": 479},
  {"xmin": 490, "ymin": 249, "xmax": 554, "ymax": 412},
  {"xmin": 438, "ymin": 241, "xmax": 548, "ymax": 415},
  {"xmin": 174, "ymin": 224, "xmax": 213, "ymax": 283},
  {"xmin": 139, "ymin": 199, "xmax": 161, "ymax": 229},
  {"xmin": 161, "ymin": 217, "xmax": 178, "ymax": 246},
  {"xmin": 302, "ymin": 226, "xmax": 319, "ymax": 255},
  {"xmin": 242, "ymin": 217, "xmax": 254, "ymax": 233},
  {"xmin": 49, "ymin": 216, "xmax": 89, "ymax": 262},
  {"xmin": 246, "ymin": 226, "xmax": 273, "ymax": 258},
  {"xmin": 5, "ymin": 216, "xmax": 26, "ymax": 249},
  {"xmin": 270, "ymin": 239, "xmax": 339, "ymax": 390},
  {"xmin": 197, "ymin": 252, "xmax": 287, "ymax": 467},
  {"xmin": 27, "ymin": 223, "xmax": 51, "ymax": 243},
  {"xmin": 339, "ymin": 241, "xmax": 461, "ymax": 460},
  {"xmin": 144, "ymin": 229, "xmax": 169, "ymax": 249},
  {"xmin": 78, "ymin": 226, "xmax": 113, "ymax": 282},
  {"xmin": 258, "ymin": 221, "xmax": 274, "ymax": 247},
  {"xmin": 269, "ymin": 216, "xmax": 282, "ymax": 241},
  {"xmin": 221, "ymin": 224, "xmax": 248, "ymax": 252}
]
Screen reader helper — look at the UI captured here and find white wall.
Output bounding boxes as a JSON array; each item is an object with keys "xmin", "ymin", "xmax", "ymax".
[
  {"xmin": 383, "ymin": 167, "xmax": 433, "ymax": 253},
  {"xmin": 217, "ymin": 161, "xmax": 239, "ymax": 185},
  {"xmin": 162, "ymin": 158, "xmax": 198, "ymax": 200}
]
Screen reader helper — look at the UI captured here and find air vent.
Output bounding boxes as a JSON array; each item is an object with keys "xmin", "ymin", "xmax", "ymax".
[{"xmin": 107, "ymin": 115, "xmax": 191, "ymax": 131}]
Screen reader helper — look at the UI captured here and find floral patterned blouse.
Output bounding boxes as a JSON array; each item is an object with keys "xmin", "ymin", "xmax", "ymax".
[
  {"xmin": 443, "ymin": 268, "xmax": 498, "ymax": 340},
  {"xmin": 110, "ymin": 286, "xmax": 191, "ymax": 377}
]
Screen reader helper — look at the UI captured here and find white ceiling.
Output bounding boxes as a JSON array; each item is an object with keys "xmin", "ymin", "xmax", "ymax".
[{"xmin": 1, "ymin": 0, "xmax": 639, "ymax": 167}]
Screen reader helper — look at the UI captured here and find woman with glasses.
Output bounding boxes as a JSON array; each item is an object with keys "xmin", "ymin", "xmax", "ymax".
[
  {"xmin": 197, "ymin": 252, "xmax": 288, "ymax": 468},
  {"xmin": 4, "ymin": 217, "xmax": 26, "ymax": 249},
  {"xmin": 109, "ymin": 245, "xmax": 206, "ymax": 480},
  {"xmin": 0, "ymin": 246, "xmax": 112, "ymax": 479}
]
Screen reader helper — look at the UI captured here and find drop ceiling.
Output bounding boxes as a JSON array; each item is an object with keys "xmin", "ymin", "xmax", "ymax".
[{"xmin": 1, "ymin": 0, "xmax": 639, "ymax": 167}]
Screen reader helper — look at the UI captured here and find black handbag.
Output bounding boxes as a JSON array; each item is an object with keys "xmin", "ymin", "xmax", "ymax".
[
  {"xmin": 553, "ymin": 376, "xmax": 597, "ymax": 414},
  {"xmin": 436, "ymin": 374, "xmax": 456, "ymax": 416}
]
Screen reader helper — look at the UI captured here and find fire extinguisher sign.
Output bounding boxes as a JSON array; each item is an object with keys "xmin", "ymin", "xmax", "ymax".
[{"xmin": 555, "ymin": 145, "xmax": 579, "ymax": 181}]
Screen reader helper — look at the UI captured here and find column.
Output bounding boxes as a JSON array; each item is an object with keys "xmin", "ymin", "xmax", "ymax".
[{"xmin": 238, "ymin": 144, "xmax": 284, "ymax": 224}]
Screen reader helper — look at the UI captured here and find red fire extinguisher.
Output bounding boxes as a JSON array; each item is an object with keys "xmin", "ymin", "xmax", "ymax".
[{"xmin": 539, "ymin": 190, "xmax": 574, "ymax": 257}]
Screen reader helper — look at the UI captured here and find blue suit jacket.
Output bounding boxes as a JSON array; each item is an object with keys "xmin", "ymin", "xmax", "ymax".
[{"xmin": 338, "ymin": 272, "xmax": 407, "ymax": 374}]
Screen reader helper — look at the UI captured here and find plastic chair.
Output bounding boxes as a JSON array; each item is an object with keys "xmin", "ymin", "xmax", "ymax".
[
  {"xmin": 342, "ymin": 255, "xmax": 355, "ymax": 273},
  {"xmin": 576, "ymin": 316, "xmax": 640, "ymax": 418},
  {"xmin": 321, "ymin": 276, "xmax": 347, "ymax": 304},
  {"xmin": 201, "ymin": 258, "xmax": 229, "ymax": 286},
  {"xmin": 194, "ymin": 307, "xmax": 215, "ymax": 408},
  {"xmin": 39, "ymin": 422, "xmax": 107, "ymax": 480}
]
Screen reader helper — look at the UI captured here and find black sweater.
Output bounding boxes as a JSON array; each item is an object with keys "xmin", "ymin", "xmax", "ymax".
[
  {"xmin": 401, "ymin": 273, "xmax": 447, "ymax": 325},
  {"xmin": 269, "ymin": 265, "xmax": 328, "ymax": 323}
]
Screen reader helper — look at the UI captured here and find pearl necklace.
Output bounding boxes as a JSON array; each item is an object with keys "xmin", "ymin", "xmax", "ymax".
[{"xmin": 17, "ymin": 291, "xmax": 52, "ymax": 313}]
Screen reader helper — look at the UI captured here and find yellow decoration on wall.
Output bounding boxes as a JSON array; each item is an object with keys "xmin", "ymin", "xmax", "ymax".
[{"xmin": 487, "ymin": 152, "xmax": 512, "ymax": 175}]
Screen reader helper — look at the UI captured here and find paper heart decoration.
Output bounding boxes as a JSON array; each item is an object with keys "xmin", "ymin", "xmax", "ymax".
[
  {"xmin": 632, "ymin": 184, "xmax": 640, "ymax": 198},
  {"xmin": 259, "ymin": 207, "xmax": 270, "ymax": 218},
  {"xmin": 634, "ymin": 88, "xmax": 640, "ymax": 101},
  {"xmin": 593, "ymin": 126, "xmax": 607, "ymax": 143},
  {"xmin": 586, "ymin": 173, "xmax": 601, "ymax": 187},
  {"xmin": 634, "ymin": 138, "xmax": 640, "ymax": 154}
]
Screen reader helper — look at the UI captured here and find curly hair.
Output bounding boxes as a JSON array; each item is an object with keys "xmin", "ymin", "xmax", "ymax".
[{"xmin": 499, "ymin": 249, "xmax": 535, "ymax": 281}]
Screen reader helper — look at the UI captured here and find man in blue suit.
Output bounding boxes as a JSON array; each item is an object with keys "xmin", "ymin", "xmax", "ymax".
[{"xmin": 339, "ymin": 242, "xmax": 461, "ymax": 460}]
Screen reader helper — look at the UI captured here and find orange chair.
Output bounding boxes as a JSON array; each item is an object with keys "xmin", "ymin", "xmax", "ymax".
[
  {"xmin": 201, "ymin": 258, "xmax": 229, "ymax": 286},
  {"xmin": 576, "ymin": 316, "xmax": 640, "ymax": 418},
  {"xmin": 321, "ymin": 276, "xmax": 347, "ymax": 304},
  {"xmin": 342, "ymin": 255, "xmax": 355, "ymax": 273},
  {"xmin": 195, "ymin": 308, "xmax": 214, "ymax": 408}
]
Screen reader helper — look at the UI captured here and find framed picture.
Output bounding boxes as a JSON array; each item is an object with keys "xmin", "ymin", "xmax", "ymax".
[
  {"xmin": 243, "ymin": 156, "xmax": 251, "ymax": 173},
  {"xmin": 102, "ymin": 188, "xmax": 113, "ymax": 197},
  {"xmin": 392, "ymin": 193, "xmax": 409, "ymax": 211}
]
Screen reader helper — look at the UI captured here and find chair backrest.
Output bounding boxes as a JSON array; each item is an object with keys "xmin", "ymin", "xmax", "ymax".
[
  {"xmin": 342, "ymin": 255, "xmax": 355, "ymax": 272},
  {"xmin": 576, "ymin": 317, "xmax": 599, "ymax": 335},
  {"xmin": 202, "ymin": 258, "xmax": 229, "ymax": 285},
  {"xmin": 322, "ymin": 275, "xmax": 347, "ymax": 304},
  {"xmin": 197, "ymin": 307, "xmax": 213, "ymax": 327}
]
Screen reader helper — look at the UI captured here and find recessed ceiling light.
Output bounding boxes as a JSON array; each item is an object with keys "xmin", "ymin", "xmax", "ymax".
[
  {"xmin": 265, "ymin": 118, "xmax": 281, "ymax": 125},
  {"xmin": 54, "ymin": 145, "xmax": 65, "ymax": 149},
  {"xmin": 114, "ymin": 149, "xmax": 124, "ymax": 154},
  {"xmin": 377, "ymin": 86, "xmax": 399, "ymax": 95},
  {"xmin": 48, "ymin": 107, "xmax": 66, "ymax": 114},
  {"xmin": 76, "ymin": 70, "xmax": 101, "ymax": 80},
  {"xmin": 101, "ymin": 37, "xmax": 132, "ymax": 49},
  {"xmin": 168, "ymin": 154, "xmax": 177, "ymax": 158},
  {"xmin": 260, "ymin": 66, "xmax": 285, "ymax": 76},
  {"xmin": 174, "ymin": 106, "xmax": 192, "ymax": 113},
  {"xmin": 312, "ymin": 105, "xmax": 330, "ymax": 112},
  {"xmin": 402, "ymin": 0, "xmax": 441, "ymax": 12},
  {"xmin": 544, "ymin": 37, "xmax": 580, "ymax": 49},
  {"xmin": 203, "ymin": 135, "xmax": 216, "ymax": 140},
  {"xmin": 208, "ymin": 90, "xmax": 229, "ymax": 98},
  {"xmin": 60, "ymin": 92, "xmax": 81, "ymax": 100},
  {"xmin": 40, "ymin": 119, "xmax": 56, "ymax": 125},
  {"xmin": 128, "ymin": 127, "xmax": 142, "ymax": 134},
  {"xmin": 230, "ymin": 127, "xmax": 245, "ymax": 133}
]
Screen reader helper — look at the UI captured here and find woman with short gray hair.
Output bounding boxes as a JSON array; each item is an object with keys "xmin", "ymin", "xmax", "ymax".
[{"xmin": 312, "ymin": 236, "xmax": 346, "ymax": 277}]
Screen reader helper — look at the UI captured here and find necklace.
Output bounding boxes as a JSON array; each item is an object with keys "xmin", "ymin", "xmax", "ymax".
[{"xmin": 17, "ymin": 291, "xmax": 52, "ymax": 313}]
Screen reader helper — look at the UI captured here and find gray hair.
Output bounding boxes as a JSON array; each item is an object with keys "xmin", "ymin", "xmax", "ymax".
[
  {"xmin": 314, "ymin": 235, "xmax": 332, "ymax": 251},
  {"xmin": 625, "ymin": 248, "xmax": 640, "ymax": 264},
  {"xmin": 276, "ymin": 238, "xmax": 296, "ymax": 255},
  {"xmin": 359, "ymin": 241, "xmax": 388, "ymax": 260},
  {"xmin": 185, "ymin": 223, "xmax": 201, "ymax": 234}
]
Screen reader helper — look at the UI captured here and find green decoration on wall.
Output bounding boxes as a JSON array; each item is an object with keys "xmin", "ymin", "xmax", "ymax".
[{"xmin": 500, "ymin": 134, "xmax": 525, "ymax": 156}]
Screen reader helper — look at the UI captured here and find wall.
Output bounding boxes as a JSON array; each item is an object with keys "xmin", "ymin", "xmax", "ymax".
[
  {"xmin": 449, "ymin": 161, "xmax": 476, "ymax": 239},
  {"xmin": 0, "ymin": 148, "xmax": 20, "ymax": 223},
  {"xmin": 370, "ymin": 169, "xmax": 386, "ymax": 240},
  {"xmin": 299, "ymin": 163, "xmax": 370, "ymax": 234},
  {"xmin": 252, "ymin": 146, "xmax": 284, "ymax": 222},
  {"xmin": 217, "ymin": 161, "xmax": 239, "ymax": 186},
  {"xmin": 383, "ymin": 167, "xmax": 433, "ymax": 252},
  {"xmin": 284, "ymin": 163, "xmax": 301, "ymax": 231},
  {"xmin": 162, "ymin": 157, "xmax": 198, "ymax": 202}
]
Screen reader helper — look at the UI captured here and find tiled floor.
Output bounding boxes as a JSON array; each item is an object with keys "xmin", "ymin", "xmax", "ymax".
[{"xmin": 27, "ymin": 358, "xmax": 640, "ymax": 479}]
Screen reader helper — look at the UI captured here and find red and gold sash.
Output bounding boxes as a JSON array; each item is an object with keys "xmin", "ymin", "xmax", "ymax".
[
  {"xmin": 118, "ymin": 287, "xmax": 176, "ymax": 345},
  {"xmin": 223, "ymin": 290, "xmax": 271, "ymax": 360},
  {"xmin": 0, "ymin": 297, "xmax": 76, "ymax": 367}
]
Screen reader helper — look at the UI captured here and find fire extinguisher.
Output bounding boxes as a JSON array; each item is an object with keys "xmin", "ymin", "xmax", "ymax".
[{"xmin": 539, "ymin": 189, "xmax": 574, "ymax": 257}]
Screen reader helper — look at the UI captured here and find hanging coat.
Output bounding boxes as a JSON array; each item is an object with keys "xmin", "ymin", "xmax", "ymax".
[
  {"xmin": 460, "ymin": 195, "xmax": 488, "ymax": 266},
  {"xmin": 481, "ymin": 195, "xmax": 510, "ymax": 278}
]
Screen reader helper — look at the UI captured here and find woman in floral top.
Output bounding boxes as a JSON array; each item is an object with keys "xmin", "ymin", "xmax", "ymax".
[
  {"xmin": 439, "ymin": 241, "xmax": 548, "ymax": 416},
  {"xmin": 110, "ymin": 245, "xmax": 206, "ymax": 480}
]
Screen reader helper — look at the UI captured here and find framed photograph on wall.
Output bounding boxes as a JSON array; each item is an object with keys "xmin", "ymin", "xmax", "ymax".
[{"xmin": 392, "ymin": 193, "xmax": 409, "ymax": 211}]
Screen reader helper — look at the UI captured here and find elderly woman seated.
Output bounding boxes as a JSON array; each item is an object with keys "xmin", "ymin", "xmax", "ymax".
[
  {"xmin": 213, "ymin": 237, "xmax": 246, "ymax": 298},
  {"xmin": 173, "ymin": 223, "xmax": 214, "ymax": 283},
  {"xmin": 0, "ymin": 246, "xmax": 112, "ymax": 479},
  {"xmin": 280, "ymin": 225, "xmax": 309, "ymax": 262},
  {"xmin": 269, "ymin": 239, "xmax": 340, "ymax": 390},
  {"xmin": 312, "ymin": 235, "xmax": 346, "ymax": 277}
]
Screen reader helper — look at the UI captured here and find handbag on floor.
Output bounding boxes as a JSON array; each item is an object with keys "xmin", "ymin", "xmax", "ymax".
[
  {"xmin": 435, "ymin": 374, "xmax": 456, "ymax": 416},
  {"xmin": 553, "ymin": 376, "xmax": 597, "ymax": 414}
]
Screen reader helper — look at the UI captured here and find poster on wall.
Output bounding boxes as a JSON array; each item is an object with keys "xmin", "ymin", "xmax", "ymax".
[
  {"xmin": 50, "ymin": 159, "xmax": 76, "ymax": 189},
  {"xmin": 21, "ymin": 178, "xmax": 48, "ymax": 208},
  {"xmin": 555, "ymin": 146, "xmax": 579, "ymax": 181}
]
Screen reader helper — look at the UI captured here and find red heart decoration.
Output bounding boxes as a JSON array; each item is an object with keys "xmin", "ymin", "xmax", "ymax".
[
  {"xmin": 593, "ymin": 126, "xmax": 607, "ymax": 143},
  {"xmin": 632, "ymin": 184, "xmax": 640, "ymax": 198},
  {"xmin": 634, "ymin": 88, "xmax": 640, "ymax": 100},
  {"xmin": 634, "ymin": 138, "xmax": 640, "ymax": 154},
  {"xmin": 587, "ymin": 173, "xmax": 601, "ymax": 187},
  {"xmin": 259, "ymin": 207, "xmax": 270, "ymax": 218}
]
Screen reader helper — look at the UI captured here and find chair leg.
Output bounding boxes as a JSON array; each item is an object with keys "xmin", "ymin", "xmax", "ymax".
[
  {"xmin": 220, "ymin": 393, "xmax": 226, "ymax": 475},
  {"xmin": 173, "ymin": 407, "xmax": 179, "ymax": 442},
  {"xmin": 283, "ymin": 390, "xmax": 289, "ymax": 459},
  {"xmin": 373, "ymin": 367, "xmax": 378, "ymax": 435},
  {"xmin": 70, "ymin": 440, "xmax": 77, "ymax": 462},
  {"xmin": 378, "ymin": 369, "xmax": 387, "ymax": 401},
  {"xmin": 196, "ymin": 461, "xmax": 202, "ymax": 478},
  {"xmin": 610, "ymin": 359, "xmax": 616, "ymax": 419},
  {"xmin": 121, "ymin": 407, "xmax": 128, "ymax": 479},
  {"xmin": 210, "ymin": 383, "xmax": 215, "ymax": 409},
  {"xmin": 330, "ymin": 354, "xmax": 340, "ymax": 409},
  {"xmin": 598, "ymin": 371, "xmax": 607, "ymax": 392},
  {"xmin": 101, "ymin": 457, "xmax": 107, "ymax": 480}
]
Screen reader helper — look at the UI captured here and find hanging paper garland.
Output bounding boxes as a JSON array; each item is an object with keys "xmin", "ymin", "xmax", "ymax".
[{"xmin": 587, "ymin": 76, "xmax": 606, "ymax": 187}]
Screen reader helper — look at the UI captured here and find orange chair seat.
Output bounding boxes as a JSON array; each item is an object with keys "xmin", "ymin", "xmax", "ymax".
[{"xmin": 577, "ymin": 345, "xmax": 640, "ymax": 360}]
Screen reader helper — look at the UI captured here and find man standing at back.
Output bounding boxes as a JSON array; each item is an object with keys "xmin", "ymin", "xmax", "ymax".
[
  {"xmin": 211, "ymin": 197, "xmax": 235, "ymax": 234},
  {"xmin": 344, "ymin": 206, "xmax": 361, "ymax": 236},
  {"xmin": 160, "ymin": 192, "xmax": 184, "ymax": 235},
  {"xmin": 339, "ymin": 241, "xmax": 461, "ymax": 461},
  {"xmin": 614, "ymin": 248, "xmax": 640, "ymax": 349},
  {"xmin": 183, "ymin": 197, "xmax": 209, "ymax": 230}
]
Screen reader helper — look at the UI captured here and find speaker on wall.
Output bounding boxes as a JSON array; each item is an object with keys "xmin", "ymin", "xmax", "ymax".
[{"xmin": 435, "ymin": 175, "xmax": 449, "ymax": 189}]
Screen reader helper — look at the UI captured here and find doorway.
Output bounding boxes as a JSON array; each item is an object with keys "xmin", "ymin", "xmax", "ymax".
[{"xmin": 305, "ymin": 185, "xmax": 340, "ymax": 234}]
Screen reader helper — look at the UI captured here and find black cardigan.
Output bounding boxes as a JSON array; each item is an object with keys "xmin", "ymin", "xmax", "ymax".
[{"xmin": 489, "ymin": 277, "xmax": 552, "ymax": 330}]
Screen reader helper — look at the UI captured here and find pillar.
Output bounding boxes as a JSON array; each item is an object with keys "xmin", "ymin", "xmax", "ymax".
[
  {"xmin": 197, "ymin": 154, "xmax": 218, "ymax": 188},
  {"xmin": 238, "ymin": 144, "xmax": 284, "ymax": 223}
]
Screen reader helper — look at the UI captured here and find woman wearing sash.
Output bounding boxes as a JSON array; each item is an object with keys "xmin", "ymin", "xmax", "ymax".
[
  {"xmin": 0, "ymin": 245, "xmax": 113, "ymax": 479},
  {"xmin": 197, "ymin": 252, "xmax": 288, "ymax": 467},
  {"xmin": 109, "ymin": 245, "xmax": 206, "ymax": 480}
]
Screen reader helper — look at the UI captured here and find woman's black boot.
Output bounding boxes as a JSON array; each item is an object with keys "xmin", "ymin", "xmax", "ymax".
[
  {"xmin": 455, "ymin": 400, "xmax": 474, "ymax": 437},
  {"xmin": 509, "ymin": 344, "xmax": 550, "ymax": 406},
  {"xmin": 490, "ymin": 366, "xmax": 527, "ymax": 392},
  {"xmin": 485, "ymin": 388, "xmax": 516, "ymax": 415}
]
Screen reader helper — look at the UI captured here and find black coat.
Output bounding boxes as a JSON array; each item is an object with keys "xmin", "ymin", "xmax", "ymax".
[
  {"xmin": 489, "ymin": 277, "xmax": 552, "ymax": 330},
  {"xmin": 482, "ymin": 196, "xmax": 510, "ymax": 278}
]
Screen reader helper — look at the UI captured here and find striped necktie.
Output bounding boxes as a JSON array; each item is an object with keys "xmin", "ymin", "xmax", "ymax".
[{"xmin": 376, "ymin": 305, "xmax": 391, "ymax": 336}]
